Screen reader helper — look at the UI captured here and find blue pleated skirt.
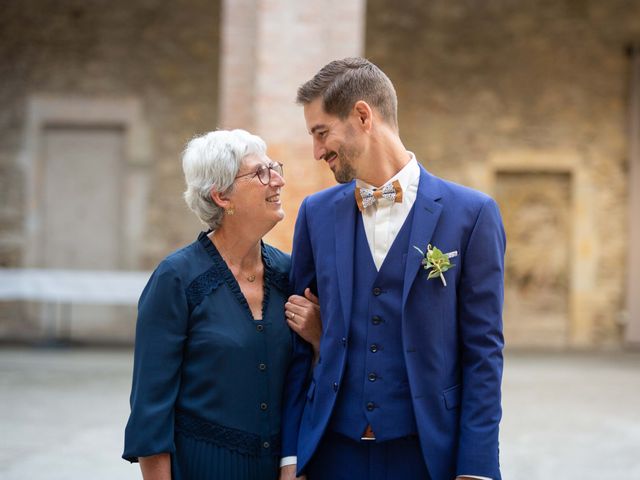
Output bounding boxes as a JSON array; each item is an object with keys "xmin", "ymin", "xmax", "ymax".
[{"xmin": 172, "ymin": 431, "xmax": 279, "ymax": 480}]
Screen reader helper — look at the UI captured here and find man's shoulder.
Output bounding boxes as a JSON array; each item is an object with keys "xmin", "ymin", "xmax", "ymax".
[
  {"xmin": 424, "ymin": 169, "xmax": 495, "ymax": 208},
  {"xmin": 303, "ymin": 181, "xmax": 354, "ymax": 210},
  {"xmin": 441, "ymin": 178, "xmax": 492, "ymax": 204}
]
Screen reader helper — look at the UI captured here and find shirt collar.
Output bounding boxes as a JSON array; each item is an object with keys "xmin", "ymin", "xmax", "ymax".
[{"xmin": 355, "ymin": 152, "xmax": 420, "ymax": 193}]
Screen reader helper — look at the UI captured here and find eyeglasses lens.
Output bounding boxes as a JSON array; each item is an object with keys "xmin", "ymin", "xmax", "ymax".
[
  {"xmin": 257, "ymin": 166, "xmax": 270, "ymax": 184},
  {"xmin": 257, "ymin": 164, "xmax": 283, "ymax": 184}
]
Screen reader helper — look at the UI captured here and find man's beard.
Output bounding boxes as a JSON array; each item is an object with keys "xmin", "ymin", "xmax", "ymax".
[{"xmin": 333, "ymin": 143, "xmax": 358, "ymax": 184}]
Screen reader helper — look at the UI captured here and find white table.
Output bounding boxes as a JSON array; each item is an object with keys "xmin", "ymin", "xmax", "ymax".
[{"xmin": 0, "ymin": 268, "xmax": 151, "ymax": 342}]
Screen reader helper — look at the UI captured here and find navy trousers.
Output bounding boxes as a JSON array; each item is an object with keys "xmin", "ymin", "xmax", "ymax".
[{"xmin": 305, "ymin": 431, "xmax": 431, "ymax": 480}]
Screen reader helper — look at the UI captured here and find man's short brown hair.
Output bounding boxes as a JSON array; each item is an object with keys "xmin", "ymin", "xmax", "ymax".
[{"xmin": 296, "ymin": 57, "xmax": 398, "ymax": 128}]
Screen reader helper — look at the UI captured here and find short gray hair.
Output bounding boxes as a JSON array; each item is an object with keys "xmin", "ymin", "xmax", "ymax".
[{"xmin": 182, "ymin": 129, "xmax": 267, "ymax": 231}]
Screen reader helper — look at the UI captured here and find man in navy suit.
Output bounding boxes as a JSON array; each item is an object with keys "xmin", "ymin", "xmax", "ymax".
[{"xmin": 280, "ymin": 57, "xmax": 505, "ymax": 480}]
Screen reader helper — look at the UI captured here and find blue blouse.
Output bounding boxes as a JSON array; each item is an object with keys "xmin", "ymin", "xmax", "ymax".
[{"xmin": 123, "ymin": 232, "xmax": 293, "ymax": 463}]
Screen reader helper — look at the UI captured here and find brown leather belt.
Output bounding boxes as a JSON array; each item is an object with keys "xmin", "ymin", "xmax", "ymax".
[{"xmin": 360, "ymin": 424, "xmax": 376, "ymax": 441}]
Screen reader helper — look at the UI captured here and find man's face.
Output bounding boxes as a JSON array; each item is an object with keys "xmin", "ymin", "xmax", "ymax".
[{"xmin": 303, "ymin": 98, "xmax": 362, "ymax": 184}]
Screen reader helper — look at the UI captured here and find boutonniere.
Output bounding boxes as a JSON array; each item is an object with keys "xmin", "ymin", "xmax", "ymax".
[{"xmin": 413, "ymin": 244, "xmax": 457, "ymax": 287}]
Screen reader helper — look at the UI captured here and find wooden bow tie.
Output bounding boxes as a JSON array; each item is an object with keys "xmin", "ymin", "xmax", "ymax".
[{"xmin": 355, "ymin": 180, "xmax": 403, "ymax": 212}]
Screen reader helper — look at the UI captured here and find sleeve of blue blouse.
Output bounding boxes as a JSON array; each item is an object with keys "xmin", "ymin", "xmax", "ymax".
[{"xmin": 122, "ymin": 260, "xmax": 188, "ymax": 462}]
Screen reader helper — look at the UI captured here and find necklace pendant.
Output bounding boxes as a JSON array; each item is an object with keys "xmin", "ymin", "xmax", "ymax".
[{"xmin": 246, "ymin": 274, "xmax": 256, "ymax": 282}]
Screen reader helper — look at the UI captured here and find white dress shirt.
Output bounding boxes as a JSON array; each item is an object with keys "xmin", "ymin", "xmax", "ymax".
[
  {"xmin": 282, "ymin": 153, "xmax": 491, "ymax": 480},
  {"xmin": 356, "ymin": 154, "xmax": 420, "ymax": 270}
]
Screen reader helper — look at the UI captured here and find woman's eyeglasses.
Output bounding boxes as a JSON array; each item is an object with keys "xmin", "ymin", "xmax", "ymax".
[{"xmin": 234, "ymin": 162, "xmax": 284, "ymax": 185}]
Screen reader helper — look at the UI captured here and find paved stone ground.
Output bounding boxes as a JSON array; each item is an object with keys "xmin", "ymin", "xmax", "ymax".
[{"xmin": 0, "ymin": 348, "xmax": 639, "ymax": 480}]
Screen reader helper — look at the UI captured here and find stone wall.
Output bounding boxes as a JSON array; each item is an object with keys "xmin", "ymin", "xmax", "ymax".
[
  {"xmin": 366, "ymin": 0, "xmax": 640, "ymax": 347},
  {"xmin": 0, "ymin": 0, "xmax": 221, "ymax": 269},
  {"xmin": 0, "ymin": 0, "xmax": 220, "ymax": 341},
  {"xmin": 2, "ymin": 0, "xmax": 638, "ymax": 347},
  {"xmin": 217, "ymin": 0, "xmax": 366, "ymax": 252}
]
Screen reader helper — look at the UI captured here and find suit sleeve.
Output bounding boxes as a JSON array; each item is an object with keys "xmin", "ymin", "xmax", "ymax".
[
  {"xmin": 456, "ymin": 197, "xmax": 506, "ymax": 479},
  {"xmin": 281, "ymin": 198, "xmax": 315, "ymax": 458},
  {"xmin": 122, "ymin": 261, "xmax": 188, "ymax": 462}
]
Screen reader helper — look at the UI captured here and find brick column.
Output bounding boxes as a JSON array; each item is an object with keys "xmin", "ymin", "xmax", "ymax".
[
  {"xmin": 626, "ymin": 46, "xmax": 640, "ymax": 348},
  {"xmin": 219, "ymin": 0, "xmax": 367, "ymax": 251}
]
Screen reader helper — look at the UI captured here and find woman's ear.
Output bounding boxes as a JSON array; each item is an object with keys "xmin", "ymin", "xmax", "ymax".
[{"xmin": 210, "ymin": 188, "xmax": 231, "ymax": 210}]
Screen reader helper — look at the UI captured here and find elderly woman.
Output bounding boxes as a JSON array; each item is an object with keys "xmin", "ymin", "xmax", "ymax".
[{"xmin": 123, "ymin": 129, "xmax": 319, "ymax": 480}]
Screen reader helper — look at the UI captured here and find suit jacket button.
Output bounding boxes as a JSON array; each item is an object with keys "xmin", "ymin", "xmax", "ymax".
[
  {"xmin": 368, "ymin": 372, "xmax": 377, "ymax": 382},
  {"xmin": 341, "ymin": 337, "xmax": 347, "ymax": 347},
  {"xmin": 373, "ymin": 287, "xmax": 382, "ymax": 296},
  {"xmin": 370, "ymin": 344, "xmax": 379, "ymax": 353},
  {"xmin": 372, "ymin": 316, "xmax": 382, "ymax": 325},
  {"xmin": 333, "ymin": 382, "xmax": 338, "ymax": 392},
  {"xmin": 366, "ymin": 401, "xmax": 375, "ymax": 411},
  {"xmin": 260, "ymin": 402, "xmax": 268, "ymax": 411}
]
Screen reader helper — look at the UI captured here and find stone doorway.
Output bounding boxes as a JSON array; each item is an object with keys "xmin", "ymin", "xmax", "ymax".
[
  {"xmin": 495, "ymin": 171, "xmax": 572, "ymax": 348},
  {"xmin": 40, "ymin": 125, "xmax": 125, "ymax": 270},
  {"xmin": 20, "ymin": 96, "xmax": 151, "ymax": 341}
]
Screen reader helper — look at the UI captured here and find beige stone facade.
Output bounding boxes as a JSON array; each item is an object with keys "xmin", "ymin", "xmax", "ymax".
[
  {"xmin": 365, "ymin": 0, "xmax": 640, "ymax": 348},
  {"xmin": 1, "ymin": 0, "xmax": 639, "ymax": 347},
  {"xmin": 0, "ymin": 0, "xmax": 221, "ymax": 340},
  {"xmin": 0, "ymin": 0, "xmax": 221, "ymax": 268},
  {"xmin": 218, "ymin": 0, "xmax": 367, "ymax": 251}
]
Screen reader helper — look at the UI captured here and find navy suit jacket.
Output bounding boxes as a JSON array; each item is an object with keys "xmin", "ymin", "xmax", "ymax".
[{"xmin": 282, "ymin": 165, "xmax": 505, "ymax": 480}]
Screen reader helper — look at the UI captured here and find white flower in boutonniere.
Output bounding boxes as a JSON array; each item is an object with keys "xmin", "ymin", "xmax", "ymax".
[{"xmin": 413, "ymin": 244, "xmax": 457, "ymax": 287}]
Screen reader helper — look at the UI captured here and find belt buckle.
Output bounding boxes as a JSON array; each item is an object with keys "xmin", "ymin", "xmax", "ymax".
[{"xmin": 360, "ymin": 425, "xmax": 376, "ymax": 441}]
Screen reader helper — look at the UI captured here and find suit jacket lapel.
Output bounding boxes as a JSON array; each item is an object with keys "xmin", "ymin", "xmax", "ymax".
[
  {"xmin": 402, "ymin": 167, "xmax": 443, "ymax": 306},
  {"xmin": 334, "ymin": 188, "xmax": 357, "ymax": 330}
]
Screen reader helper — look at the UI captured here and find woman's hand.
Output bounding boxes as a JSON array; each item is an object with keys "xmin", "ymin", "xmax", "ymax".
[
  {"xmin": 279, "ymin": 464, "xmax": 307, "ymax": 480},
  {"xmin": 285, "ymin": 288, "xmax": 322, "ymax": 355},
  {"xmin": 139, "ymin": 453, "xmax": 171, "ymax": 480}
]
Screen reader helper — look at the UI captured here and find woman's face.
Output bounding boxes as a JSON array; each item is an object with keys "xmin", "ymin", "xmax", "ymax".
[{"xmin": 229, "ymin": 153, "xmax": 285, "ymax": 229}]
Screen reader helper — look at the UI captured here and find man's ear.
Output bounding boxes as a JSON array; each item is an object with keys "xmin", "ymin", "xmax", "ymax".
[{"xmin": 353, "ymin": 100, "xmax": 373, "ymax": 131}]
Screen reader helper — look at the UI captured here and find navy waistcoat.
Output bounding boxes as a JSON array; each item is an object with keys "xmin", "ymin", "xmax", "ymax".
[{"xmin": 329, "ymin": 207, "xmax": 418, "ymax": 441}]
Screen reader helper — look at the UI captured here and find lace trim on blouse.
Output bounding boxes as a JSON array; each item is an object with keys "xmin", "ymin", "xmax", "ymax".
[
  {"xmin": 185, "ymin": 265, "xmax": 224, "ymax": 313},
  {"xmin": 175, "ymin": 410, "xmax": 281, "ymax": 457}
]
